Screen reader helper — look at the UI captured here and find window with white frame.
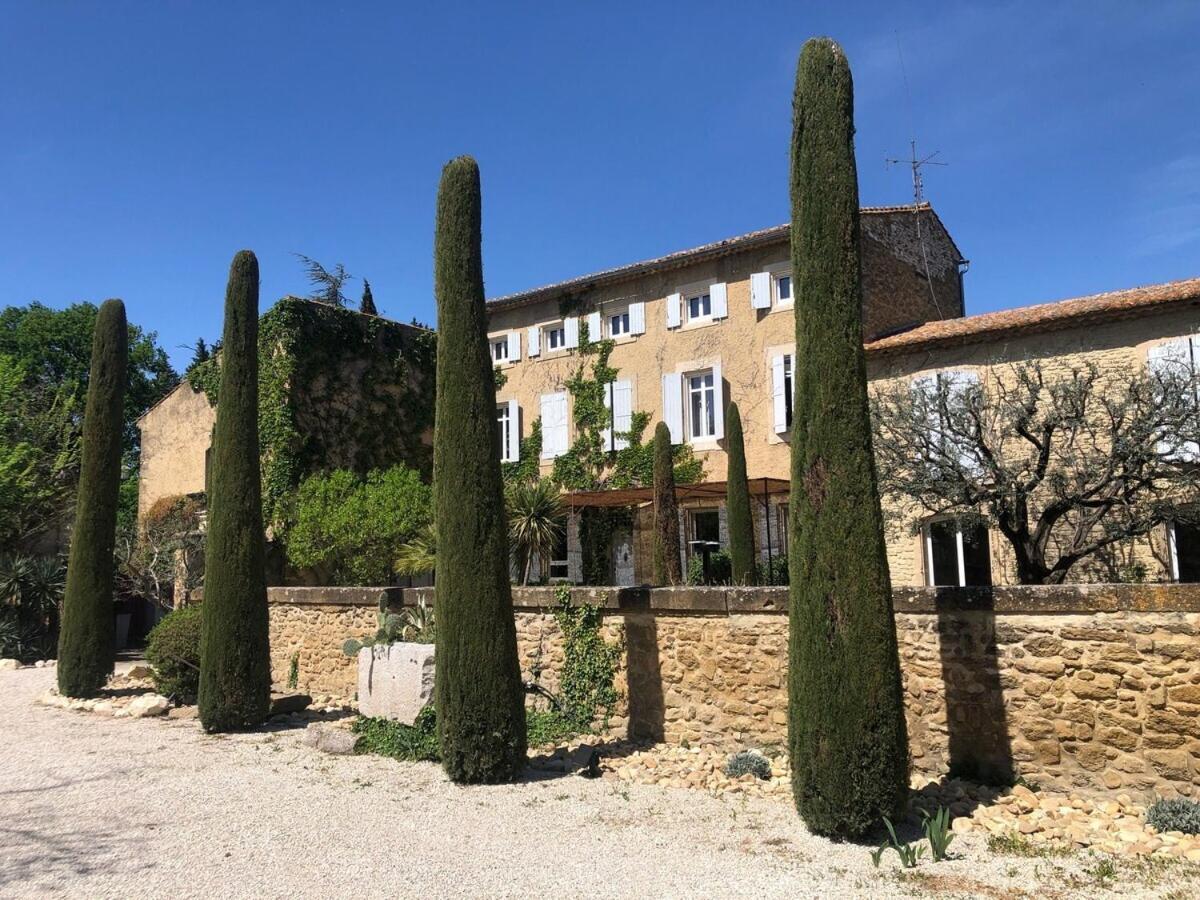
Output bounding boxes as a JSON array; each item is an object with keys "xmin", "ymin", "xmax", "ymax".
[
  {"xmin": 688, "ymin": 370, "xmax": 716, "ymax": 439},
  {"xmin": 783, "ymin": 354, "xmax": 793, "ymax": 429},
  {"xmin": 923, "ymin": 518, "xmax": 992, "ymax": 587},
  {"xmin": 774, "ymin": 271, "xmax": 793, "ymax": 306},
  {"xmin": 545, "ymin": 323, "xmax": 566, "ymax": 351},
  {"xmin": 491, "ymin": 338, "xmax": 509, "ymax": 363},
  {"xmin": 1147, "ymin": 336, "xmax": 1200, "ymax": 459},
  {"xmin": 549, "ymin": 519, "xmax": 569, "ymax": 580},
  {"xmin": 1168, "ymin": 519, "xmax": 1200, "ymax": 583},
  {"xmin": 608, "ymin": 309, "xmax": 630, "ymax": 338},
  {"xmin": 497, "ymin": 403, "xmax": 513, "ymax": 461},
  {"xmin": 686, "ymin": 290, "xmax": 712, "ymax": 322},
  {"xmin": 771, "ymin": 352, "xmax": 795, "ymax": 434}
]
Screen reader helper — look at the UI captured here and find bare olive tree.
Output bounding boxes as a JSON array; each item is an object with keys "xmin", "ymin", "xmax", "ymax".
[{"xmin": 870, "ymin": 359, "xmax": 1200, "ymax": 584}]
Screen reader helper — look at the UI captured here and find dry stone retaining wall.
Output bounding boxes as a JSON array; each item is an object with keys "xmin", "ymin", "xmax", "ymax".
[{"xmin": 267, "ymin": 583, "xmax": 1200, "ymax": 797}]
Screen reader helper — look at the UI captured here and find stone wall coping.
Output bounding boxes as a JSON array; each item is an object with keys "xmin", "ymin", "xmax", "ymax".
[{"xmin": 266, "ymin": 582, "xmax": 1200, "ymax": 615}]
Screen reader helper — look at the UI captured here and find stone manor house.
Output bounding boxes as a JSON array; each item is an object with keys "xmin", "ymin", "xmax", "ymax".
[{"xmin": 138, "ymin": 203, "xmax": 1200, "ymax": 588}]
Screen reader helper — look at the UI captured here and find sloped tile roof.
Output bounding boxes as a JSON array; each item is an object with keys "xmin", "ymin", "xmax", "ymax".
[{"xmin": 866, "ymin": 277, "xmax": 1200, "ymax": 357}]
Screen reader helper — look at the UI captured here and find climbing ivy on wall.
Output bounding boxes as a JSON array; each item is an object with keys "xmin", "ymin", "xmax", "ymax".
[{"xmin": 186, "ymin": 297, "xmax": 436, "ymax": 530}]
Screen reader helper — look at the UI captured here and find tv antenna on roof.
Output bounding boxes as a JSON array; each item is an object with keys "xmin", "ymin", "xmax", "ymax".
[{"xmin": 885, "ymin": 140, "xmax": 947, "ymax": 206}]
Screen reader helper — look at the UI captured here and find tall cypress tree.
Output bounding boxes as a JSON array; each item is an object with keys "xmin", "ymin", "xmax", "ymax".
[
  {"xmin": 433, "ymin": 156, "xmax": 526, "ymax": 783},
  {"xmin": 652, "ymin": 422, "xmax": 682, "ymax": 585},
  {"xmin": 57, "ymin": 299, "xmax": 127, "ymax": 697},
  {"xmin": 787, "ymin": 38, "xmax": 909, "ymax": 838},
  {"xmin": 725, "ymin": 402, "xmax": 755, "ymax": 585},
  {"xmin": 360, "ymin": 278, "xmax": 378, "ymax": 316},
  {"xmin": 198, "ymin": 251, "xmax": 272, "ymax": 733}
]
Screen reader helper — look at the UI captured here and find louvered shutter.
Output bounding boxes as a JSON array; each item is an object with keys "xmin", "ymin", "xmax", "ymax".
[
  {"xmin": 711, "ymin": 282, "xmax": 728, "ymax": 319},
  {"xmin": 564, "ymin": 316, "xmax": 579, "ymax": 349},
  {"xmin": 712, "ymin": 362, "xmax": 725, "ymax": 440},
  {"xmin": 527, "ymin": 325, "xmax": 541, "ymax": 357},
  {"xmin": 629, "ymin": 302, "xmax": 646, "ymax": 335},
  {"xmin": 662, "ymin": 373, "xmax": 683, "ymax": 443},
  {"xmin": 506, "ymin": 399, "xmax": 520, "ymax": 462},
  {"xmin": 506, "ymin": 332, "xmax": 520, "ymax": 362},
  {"xmin": 751, "ymin": 272, "xmax": 772, "ymax": 309},
  {"xmin": 611, "ymin": 380, "xmax": 632, "ymax": 451},
  {"xmin": 586, "ymin": 311, "xmax": 601, "ymax": 342},
  {"xmin": 940, "ymin": 370, "xmax": 981, "ymax": 470},
  {"xmin": 666, "ymin": 293, "xmax": 682, "ymax": 329},
  {"xmin": 1149, "ymin": 339, "xmax": 1198, "ymax": 459},
  {"xmin": 772, "ymin": 354, "xmax": 788, "ymax": 433},
  {"xmin": 541, "ymin": 392, "xmax": 568, "ymax": 459},
  {"xmin": 911, "ymin": 374, "xmax": 940, "ymax": 463}
]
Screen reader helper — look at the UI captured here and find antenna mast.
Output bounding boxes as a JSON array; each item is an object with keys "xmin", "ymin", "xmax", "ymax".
[{"xmin": 886, "ymin": 140, "xmax": 947, "ymax": 207}]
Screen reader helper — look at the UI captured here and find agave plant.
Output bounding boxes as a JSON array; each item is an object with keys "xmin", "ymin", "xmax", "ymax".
[
  {"xmin": 506, "ymin": 478, "xmax": 563, "ymax": 585},
  {"xmin": 394, "ymin": 523, "xmax": 436, "ymax": 578}
]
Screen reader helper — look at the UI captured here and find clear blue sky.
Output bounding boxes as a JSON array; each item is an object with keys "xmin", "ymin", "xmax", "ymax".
[{"xmin": 3, "ymin": 2, "xmax": 1199, "ymax": 372}]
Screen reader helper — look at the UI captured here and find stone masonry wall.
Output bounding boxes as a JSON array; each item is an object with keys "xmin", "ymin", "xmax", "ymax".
[{"xmin": 268, "ymin": 583, "xmax": 1200, "ymax": 798}]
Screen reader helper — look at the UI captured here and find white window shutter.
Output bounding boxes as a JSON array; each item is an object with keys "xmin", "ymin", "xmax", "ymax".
[
  {"xmin": 772, "ymin": 354, "xmax": 788, "ymax": 433},
  {"xmin": 540, "ymin": 392, "xmax": 568, "ymax": 459},
  {"xmin": 527, "ymin": 325, "xmax": 541, "ymax": 357},
  {"xmin": 586, "ymin": 311, "xmax": 601, "ymax": 342},
  {"xmin": 666, "ymin": 293, "xmax": 682, "ymax": 329},
  {"xmin": 564, "ymin": 316, "xmax": 579, "ymax": 349},
  {"xmin": 507, "ymin": 399, "xmax": 521, "ymax": 462},
  {"xmin": 1149, "ymin": 338, "xmax": 1191, "ymax": 375},
  {"xmin": 911, "ymin": 373, "xmax": 941, "ymax": 456},
  {"xmin": 750, "ymin": 272, "xmax": 772, "ymax": 309},
  {"xmin": 506, "ymin": 332, "xmax": 520, "ymax": 362},
  {"xmin": 662, "ymin": 373, "xmax": 683, "ymax": 443},
  {"xmin": 601, "ymin": 384, "xmax": 613, "ymax": 451},
  {"xmin": 629, "ymin": 301, "xmax": 646, "ymax": 335},
  {"xmin": 712, "ymin": 362, "xmax": 725, "ymax": 440},
  {"xmin": 711, "ymin": 282, "xmax": 728, "ymax": 319},
  {"xmin": 612, "ymin": 380, "xmax": 633, "ymax": 451}
]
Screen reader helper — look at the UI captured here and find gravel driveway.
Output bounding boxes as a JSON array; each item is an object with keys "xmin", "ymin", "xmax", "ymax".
[{"xmin": 2, "ymin": 665, "xmax": 1197, "ymax": 899}]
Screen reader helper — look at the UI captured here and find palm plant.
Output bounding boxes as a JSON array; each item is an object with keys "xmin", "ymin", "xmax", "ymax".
[
  {"xmin": 394, "ymin": 523, "xmax": 437, "ymax": 578},
  {"xmin": 507, "ymin": 478, "xmax": 563, "ymax": 585}
]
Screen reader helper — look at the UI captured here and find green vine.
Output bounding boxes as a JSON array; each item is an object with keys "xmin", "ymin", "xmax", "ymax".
[{"xmin": 551, "ymin": 584, "xmax": 622, "ymax": 728}]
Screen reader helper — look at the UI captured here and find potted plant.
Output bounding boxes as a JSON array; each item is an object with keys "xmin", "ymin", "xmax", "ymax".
[{"xmin": 343, "ymin": 597, "xmax": 435, "ymax": 724}]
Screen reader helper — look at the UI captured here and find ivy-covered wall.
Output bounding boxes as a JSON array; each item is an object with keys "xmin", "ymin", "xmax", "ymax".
[{"xmin": 185, "ymin": 297, "xmax": 435, "ymax": 529}]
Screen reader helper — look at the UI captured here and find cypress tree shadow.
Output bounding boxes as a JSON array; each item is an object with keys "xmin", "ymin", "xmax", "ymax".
[
  {"xmin": 936, "ymin": 587, "xmax": 1015, "ymax": 786},
  {"xmin": 625, "ymin": 612, "xmax": 665, "ymax": 742}
]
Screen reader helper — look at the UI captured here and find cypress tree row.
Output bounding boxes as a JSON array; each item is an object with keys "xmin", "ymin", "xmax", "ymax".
[
  {"xmin": 724, "ymin": 402, "xmax": 755, "ymax": 585},
  {"xmin": 432, "ymin": 156, "xmax": 526, "ymax": 783},
  {"xmin": 652, "ymin": 422, "xmax": 682, "ymax": 585},
  {"xmin": 57, "ymin": 299, "xmax": 127, "ymax": 698},
  {"xmin": 360, "ymin": 278, "xmax": 377, "ymax": 316},
  {"xmin": 786, "ymin": 38, "xmax": 909, "ymax": 838},
  {"xmin": 198, "ymin": 251, "xmax": 272, "ymax": 733}
]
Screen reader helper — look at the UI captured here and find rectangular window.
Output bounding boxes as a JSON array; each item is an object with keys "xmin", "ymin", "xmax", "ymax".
[
  {"xmin": 692, "ymin": 509, "xmax": 720, "ymax": 545},
  {"xmin": 496, "ymin": 404, "xmax": 512, "ymax": 462},
  {"xmin": 608, "ymin": 310, "xmax": 630, "ymax": 338},
  {"xmin": 549, "ymin": 518, "xmax": 569, "ymax": 580},
  {"xmin": 924, "ymin": 519, "xmax": 992, "ymax": 587},
  {"xmin": 686, "ymin": 292, "xmax": 712, "ymax": 322},
  {"xmin": 1170, "ymin": 520, "xmax": 1200, "ymax": 583},
  {"xmin": 546, "ymin": 324, "xmax": 566, "ymax": 351},
  {"xmin": 491, "ymin": 338, "xmax": 508, "ymax": 363},
  {"xmin": 775, "ymin": 273, "xmax": 792, "ymax": 305},
  {"xmin": 783, "ymin": 354, "xmax": 793, "ymax": 430},
  {"xmin": 688, "ymin": 370, "xmax": 716, "ymax": 439}
]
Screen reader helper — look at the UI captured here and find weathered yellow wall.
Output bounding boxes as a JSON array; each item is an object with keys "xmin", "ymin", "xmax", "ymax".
[{"xmin": 136, "ymin": 383, "xmax": 215, "ymax": 519}]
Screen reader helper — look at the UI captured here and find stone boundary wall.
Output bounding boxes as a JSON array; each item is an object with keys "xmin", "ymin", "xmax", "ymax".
[{"xmin": 267, "ymin": 583, "xmax": 1200, "ymax": 798}]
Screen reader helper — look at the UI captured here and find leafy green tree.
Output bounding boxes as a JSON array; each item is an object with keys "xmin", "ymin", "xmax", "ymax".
[
  {"xmin": 199, "ymin": 251, "xmax": 271, "ymax": 732},
  {"xmin": 57, "ymin": 299, "xmax": 127, "ymax": 697},
  {"xmin": 507, "ymin": 478, "xmax": 563, "ymax": 585},
  {"xmin": 360, "ymin": 279, "xmax": 378, "ymax": 316},
  {"xmin": 787, "ymin": 38, "xmax": 908, "ymax": 838},
  {"xmin": 652, "ymin": 422, "xmax": 682, "ymax": 585},
  {"xmin": 432, "ymin": 156, "xmax": 526, "ymax": 783},
  {"xmin": 285, "ymin": 465, "xmax": 431, "ymax": 585},
  {"xmin": 725, "ymin": 402, "xmax": 755, "ymax": 585}
]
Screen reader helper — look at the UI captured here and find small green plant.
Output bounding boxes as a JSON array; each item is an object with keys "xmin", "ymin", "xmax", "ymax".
[
  {"xmin": 876, "ymin": 817, "xmax": 926, "ymax": 868},
  {"xmin": 353, "ymin": 705, "xmax": 440, "ymax": 761},
  {"xmin": 342, "ymin": 597, "xmax": 436, "ymax": 656},
  {"xmin": 986, "ymin": 833, "xmax": 1069, "ymax": 858},
  {"xmin": 685, "ymin": 550, "xmax": 732, "ymax": 586},
  {"xmin": 551, "ymin": 585, "xmax": 622, "ymax": 729},
  {"xmin": 287, "ymin": 652, "xmax": 299, "ymax": 690},
  {"xmin": 525, "ymin": 709, "xmax": 579, "ymax": 746},
  {"xmin": 724, "ymin": 750, "xmax": 772, "ymax": 780},
  {"xmin": 1147, "ymin": 796, "xmax": 1200, "ymax": 835},
  {"xmin": 1088, "ymin": 856, "xmax": 1116, "ymax": 887},
  {"xmin": 921, "ymin": 806, "xmax": 954, "ymax": 861},
  {"xmin": 145, "ymin": 605, "xmax": 202, "ymax": 704}
]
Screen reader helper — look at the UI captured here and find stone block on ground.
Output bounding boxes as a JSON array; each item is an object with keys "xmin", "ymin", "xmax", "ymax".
[
  {"xmin": 303, "ymin": 723, "xmax": 359, "ymax": 755},
  {"xmin": 0, "ymin": 659, "xmax": 20, "ymax": 671},
  {"xmin": 125, "ymin": 664, "xmax": 153, "ymax": 680},
  {"xmin": 357, "ymin": 642, "xmax": 435, "ymax": 724},
  {"xmin": 128, "ymin": 694, "xmax": 170, "ymax": 718},
  {"xmin": 269, "ymin": 693, "xmax": 313, "ymax": 716}
]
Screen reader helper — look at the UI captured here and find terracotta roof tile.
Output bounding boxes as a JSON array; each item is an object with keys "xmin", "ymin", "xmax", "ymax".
[{"xmin": 866, "ymin": 277, "xmax": 1200, "ymax": 357}]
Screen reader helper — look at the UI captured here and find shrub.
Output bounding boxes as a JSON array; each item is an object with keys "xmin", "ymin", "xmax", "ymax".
[
  {"xmin": 354, "ymin": 706, "xmax": 440, "ymax": 762},
  {"xmin": 552, "ymin": 585, "xmax": 622, "ymax": 729},
  {"xmin": 526, "ymin": 709, "xmax": 579, "ymax": 747},
  {"xmin": 285, "ymin": 465, "xmax": 431, "ymax": 585},
  {"xmin": 145, "ymin": 605, "xmax": 202, "ymax": 703},
  {"xmin": 724, "ymin": 402, "xmax": 755, "ymax": 585},
  {"xmin": 198, "ymin": 251, "xmax": 271, "ymax": 732},
  {"xmin": 724, "ymin": 750, "xmax": 772, "ymax": 780},
  {"xmin": 0, "ymin": 554, "xmax": 65, "ymax": 661},
  {"xmin": 686, "ymin": 550, "xmax": 732, "ymax": 586},
  {"xmin": 58, "ymin": 299, "xmax": 127, "ymax": 697},
  {"xmin": 432, "ymin": 156, "xmax": 526, "ymax": 783},
  {"xmin": 1147, "ymin": 797, "xmax": 1200, "ymax": 835},
  {"xmin": 786, "ymin": 37, "xmax": 909, "ymax": 838}
]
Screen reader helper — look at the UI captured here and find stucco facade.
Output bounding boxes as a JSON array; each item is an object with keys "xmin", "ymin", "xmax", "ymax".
[{"xmin": 136, "ymin": 382, "xmax": 216, "ymax": 520}]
